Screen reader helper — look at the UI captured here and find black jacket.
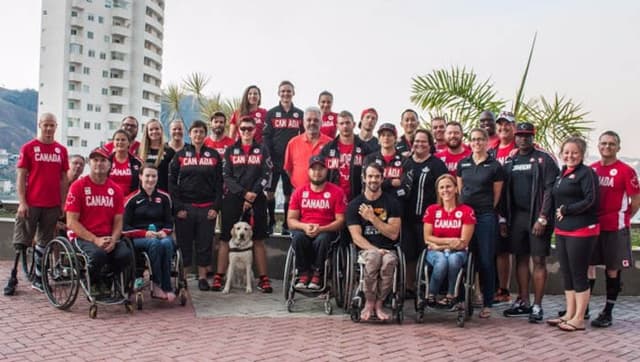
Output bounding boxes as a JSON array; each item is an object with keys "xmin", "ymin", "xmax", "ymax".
[
  {"xmin": 320, "ymin": 136, "xmax": 371, "ymax": 200},
  {"xmin": 363, "ymin": 150, "xmax": 413, "ymax": 200},
  {"xmin": 123, "ymin": 187, "xmax": 173, "ymax": 239},
  {"xmin": 262, "ymin": 103, "xmax": 304, "ymax": 167},
  {"xmin": 405, "ymin": 154, "xmax": 448, "ymax": 222},
  {"xmin": 553, "ymin": 162, "xmax": 599, "ymax": 231},
  {"xmin": 223, "ymin": 140, "xmax": 273, "ymax": 198},
  {"xmin": 502, "ymin": 149, "xmax": 559, "ymax": 232},
  {"xmin": 395, "ymin": 135, "xmax": 413, "ymax": 156},
  {"xmin": 168, "ymin": 143, "xmax": 223, "ymax": 213}
]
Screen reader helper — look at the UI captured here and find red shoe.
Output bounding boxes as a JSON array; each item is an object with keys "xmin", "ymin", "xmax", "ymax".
[
  {"xmin": 295, "ymin": 272, "xmax": 310, "ymax": 289},
  {"xmin": 257, "ymin": 275, "xmax": 273, "ymax": 293},
  {"xmin": 211, "ymin": 274, "xmax": 224, "ymax": 292},
  {"xmin": 308, "ymin": 271, "xmax": 322, "ymax": 290}
]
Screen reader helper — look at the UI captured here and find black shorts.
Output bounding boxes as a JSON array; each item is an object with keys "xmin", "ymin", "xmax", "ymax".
[
  {"xmin": 508, "ymin": 211, "xmax": 550, "ymax": 257},
  {"xmin": 401, "ymin": 221, "xmax": 425, "ymax": 263},
  {"xmin": 496, "ymin": 233, "xmax": 510, "ymax": 254},
  {"xmin": 589, "ymin": 228, "xmax": 633, "ymax": 270},
  {"xmin": 271, "ymin": 167, "xmax": 293, "ymax": 196},
  {"xmin": 220, "ymin": 193, "xmax": 268, "ymax": 242}
]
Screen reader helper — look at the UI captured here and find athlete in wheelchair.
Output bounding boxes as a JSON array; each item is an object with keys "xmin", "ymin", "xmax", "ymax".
[
  {"xmin": 41, "ymin": 146, "xmax": 135, "ymax": 318},
  {"xmin": 123, "ymin": 164, "xmax": 187, "ymax": 309},
  {"xmin": 345, "ymin": 162, "xmax": 405, "ymax": 322},
  {"xmin": 415, "ymin": 174, "xmax": 477, "ymax": 326},
  {"xmin": 282, "ymin": 155, "xmax": 346, "ymax": 314}
]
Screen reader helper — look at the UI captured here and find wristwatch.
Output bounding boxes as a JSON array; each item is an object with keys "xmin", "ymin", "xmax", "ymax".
[{"xmin": 537, "ymin": 217, "xmax": 548, "ymax": 226}]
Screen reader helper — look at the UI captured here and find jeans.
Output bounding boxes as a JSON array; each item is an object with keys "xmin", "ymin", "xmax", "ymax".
[
  {"xmin": 134, "ymin": 237, "xmax": 175, "ymax": 292},
  {"xmin": 291, "ymin": 230, "xmax": 337, "ymax": 273},
  {"xmin": 471, "ymin": 212, "xmax": 497, "ymax": 307},
  {"xmin": 426, "ymin": 250, "xmax": 467, "ymax": 296},
  {"xmin": 75, "ymin": 238, "xmax": 132, "ymax": 282}
]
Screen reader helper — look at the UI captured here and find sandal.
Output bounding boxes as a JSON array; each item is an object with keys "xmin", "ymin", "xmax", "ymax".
[
  {"xmin": 558, "ymin": 321, "xmax": 585, "ymax": 332},
  {"xmin": 479, "ymin": 307, "xmax": 492, "ymax": 319},
  {"xmin": 437, "ymin": 296, "xmax": 453, "ymax": 308},
  {"xmin": 426, "ymin": 295, "xmax": 437, "ymax": 306},
  {"xmin": 546, "ymin": 318, "xmax": 568, "ymax": 326}
]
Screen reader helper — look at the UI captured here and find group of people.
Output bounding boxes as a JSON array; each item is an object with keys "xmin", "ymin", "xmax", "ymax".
[{"xmin": 11, "ymin": 81, "xmax": 638, "ymax": 329}]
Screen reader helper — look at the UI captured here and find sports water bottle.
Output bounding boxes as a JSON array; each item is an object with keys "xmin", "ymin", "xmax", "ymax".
[{"xmin": 148, "ymin": 224, "xmax": 157, "ymax": 233}]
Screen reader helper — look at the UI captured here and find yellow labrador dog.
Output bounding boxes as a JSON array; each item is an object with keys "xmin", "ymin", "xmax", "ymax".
[{"xmin": 223, "ymin": 221, "xmax": 254, "ymax": 294}]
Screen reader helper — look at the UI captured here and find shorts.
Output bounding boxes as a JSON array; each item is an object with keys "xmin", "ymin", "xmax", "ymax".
[
  {"xmin": 508, "ymin": 211, "xmax": 550, "ymax": 257},
  {"xmin": 270, "ymin": 167, "xmax": 293, "ymax": 196},
  {"xmin": 496, "ymin": 233, "xmax": 510, "ymax": 254},
  {"xmin": 220, "ymin": 193, "xmax": 268, "ymax": 241},
  {"xmin": 590, "ymin": 228, "xmax": 633, "ymax": 270},
  {"xmin": 401, "ymin": 221, "xmax": 425, "ymax": 263},
  {"xmin": 12, "ymin": 206, "xmax": 61, "ymax": 248}
]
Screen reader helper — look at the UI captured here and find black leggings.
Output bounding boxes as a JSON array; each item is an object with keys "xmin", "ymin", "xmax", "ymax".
[
  {"xmin": 556, "ymin": 234, "xmax": 597, "ymax": 292},
  {"xmin": 175, "ymin": 205, "xmax": 215, "ymax": 268}
]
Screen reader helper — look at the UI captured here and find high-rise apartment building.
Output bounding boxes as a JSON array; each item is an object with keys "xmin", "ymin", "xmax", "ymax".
[{"xmin": 38, "ymin": 0, "xmax": 164, "ymax": 155}]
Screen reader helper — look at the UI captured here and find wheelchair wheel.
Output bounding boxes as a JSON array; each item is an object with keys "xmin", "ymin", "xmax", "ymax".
[
  {"xmin": 121, "ymin": 238, "xmax": 136, "ymax": 298},
  {"xmin": 21, "ymin": 245, "xmax": 35, "ymax": 281},
  {"xmin": 464, "ymin": 253, "xmax": 475, "ymax": 320},
  {"xmin": 324, "ymin": 299, "xmax": 333, "ymax": 315},
  {"xmin": 136, "ymin": 292, "xmax": 144, "ymax": 310},
  {"xmin": 124, "ymin": 300, "xmax": 134, "ymax": 314},
  {"xmin": 282, "ymin": 246, "xmax": 295, "ymax": 301},
  {"xmin": 415, "ymin": 250, "xmax": 427, "ymax": 322},
  {"xmin": 89, "ymin": 305, "xmax": 97, "ymax": 319},
  {"xmin": 332, "ymin": 245, "xmax": 345, "ymax": 309},
  {"xmin": 179, "ymin": 288, "xmax": 187, "ymax": 306},
  {"xmin": 343, "ymin": 245, "xmax": 358, "ymax": 311},
  {"xmin": 42, "ymin": 237, "xmax": 80, "ymax": 310},
  {"xmin": 174, "ymin": 249, "xmax": 187, "ymax": 292}
]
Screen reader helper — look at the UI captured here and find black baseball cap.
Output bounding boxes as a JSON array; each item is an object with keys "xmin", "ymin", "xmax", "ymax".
[
  {"xmin": 377, "ymin": 123, "xmax": 397, "ymax": 136},
  {"xmin": 515, "ymin": 122, "xmax": 535, "ymax": 135},
  {"xmin": 308, "ymin": 154, "xmax": 326, "ymax": 168}
]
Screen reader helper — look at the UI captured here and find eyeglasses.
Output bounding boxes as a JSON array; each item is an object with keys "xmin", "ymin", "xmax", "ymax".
[
  {"xmin": 239, "ymin": 127, "xmax": 255, "ymax": 132},
  {"xmin": 470, "ymin": 137, "xmax": 487, "ymax": 143},
  {"xmin": 123, "ymin": 123, "xmax": 137, "ymax": 128}
]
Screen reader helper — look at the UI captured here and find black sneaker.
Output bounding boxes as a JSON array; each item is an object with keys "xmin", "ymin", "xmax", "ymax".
[
  {"xmin": 198, "ymin": 278, "xmax": 210, "ymax": 291},
  {"xmin": 281, "ymin": 228, "xmax": 291, "ymax": 236},
  {"xmin": 503, "ymin": 299, "xmax": 531, "ymax": 317},
  {"xmin": 591, "ymin": 312, "xmax": 612, "ymax": 328},
  {"xmin": 31, "ymin": 278, "xmax": 44, "ymax": 293},
  {"xmin": 528, "ymin": 305, "xmax": 544, "ymax": 323},
  {"xmin": 558, "ymin": 307, "xmax": 590, "ymax": 320}
]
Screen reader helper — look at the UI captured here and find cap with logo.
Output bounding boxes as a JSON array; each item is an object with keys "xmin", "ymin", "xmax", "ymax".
[
  {"xmin": 377, "ymin": 122, "xmax": 397, "ymax": 136},
  {"xmin": 496, "ymin": 111, "xmax": 516, "ymax": 124},
  {"xmin": 89, "ymin": 146, "xmax": 110, "ymax": 159},
  {"xmin": 308, "ymin": 154, "xmax": 326, "ymax": 168},
  {"xmin": 515, "ymin": 122, "xmax": 535, "ymax": 135}
]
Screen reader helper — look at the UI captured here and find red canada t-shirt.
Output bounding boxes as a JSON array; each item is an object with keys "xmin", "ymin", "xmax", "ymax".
[
  {"xmin": 591, "ymin": 160, "xmax": 640, "ymax": 231},
  {"xmin": 337, "ymin": 142, "xmax": 354, "ymax": 200},
  {"xmin": 320, "ymin": 112, "xmax": 338, "ymax": 138},
  {"xmin": 204, "ymin": 136, "xmax": 235, "ymax": 158},
  {"xmin": 17, "ymin": 139, "xmax": 69, "ymax": 207},
  {"xmin": 436, "ymin": 148, "xmax": 472, "ymax": 175},
  {"xmin": 65, "ymin": 175, "xmax": 124, "ymax": 237},
  {"xmin": 289, "ymin": 182, "xmax": 347, "ymax": 226},
  {"xmin": 229, "ymin": 108, "xmax": 268, "ymax": 143},
  {"xmin": 488, "ymin": 135, "xmax": 500, "ymax": 150},
  {"xmin": 494, "ymin": 141, "xmax": 516, "ymax": 165},
  {"xmin": 423, "ymin": 204, "xmax": 476, "ymax": 243},
  {"xmin": 109, "ymin": 157, "xmax": 133, "ymax": 196}
]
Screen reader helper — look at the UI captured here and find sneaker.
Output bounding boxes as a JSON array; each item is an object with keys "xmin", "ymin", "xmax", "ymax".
[
  {"xmin": 257, "ymin": 275, "xmax": 273, "ymax": 293},
  {"xmin": 295, "ymin": 273, "xmax": 309, "ymax": 289},
  {"xmin": 281, "ymin": 228, "xmax": 291, "ymax": 236},
  {"xmin": 503, "ymin": 299, "xmax": 531, "ymax": 317},
  {"xmin": 493, "ymin": 288, "xmax": 511, "ymax": 304},
  {"xmin": 210, "ymin": 274, "xmax": 223, "ymax": 292},
  {"xmin": 591, "ymin": 312, "xmax": 612, "ymax": 328},
  {"xmin": 558, "ymin": 306, "xmax": 590, "ymax": 320},
  {"xmin": 529, "ymin": 304, "xmax": 544, "ymax": 323},
  {"xmin": 31, "ymin": 278, "xmax": 44, "ymax": 293},
  {"xmin": 198, "ymin": 278, "xmax": 210, "ymax": 291},
  {"xmin": 308, "ymin": 271, "xmax": 322, "ymax": 290}
]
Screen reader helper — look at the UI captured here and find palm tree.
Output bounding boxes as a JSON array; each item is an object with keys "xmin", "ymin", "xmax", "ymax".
[
  {"xmin": 410, "ymin": 33, "xmax": 592, "ymax": 152},
  {"xmin": 161, "ymin": 83, "xmax": 184, "ymax": 122}
]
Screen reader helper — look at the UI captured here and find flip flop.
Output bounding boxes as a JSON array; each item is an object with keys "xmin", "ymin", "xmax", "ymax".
[
  {"xmin": 546, "ymin": 318, "xmax": 568, "ymax": 326},
  {"xmin": 479, "ymin": 308, "xmax": 491, "ymax": 319},
  {"xmin": 558, "ymin": 321, "xmax": 585, "ymax": 332}
]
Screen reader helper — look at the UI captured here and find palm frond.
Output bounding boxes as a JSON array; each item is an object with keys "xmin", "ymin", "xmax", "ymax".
[
  {"xmin": 161, "ymin": 83, "xmax": 184, "ymax": 122},
  {"xmin": 514, "ymin": 32, "xmax": 537, "ymax": 118},
  {"xmin": 183, "ymin": 72, "xmax": 211, "ymax": 109}
]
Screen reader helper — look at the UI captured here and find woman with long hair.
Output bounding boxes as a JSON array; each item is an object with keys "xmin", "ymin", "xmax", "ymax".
[
  {"xmin": 139, "ymin": 119, "xmax": 175, "ymax": 191},
  {"xmin": 109, "ymin": 129, "xmax": 142, "ymax": 196},
  {"xmin": 228, "ymin": 85, "xmax": 267, "ymax": 142}
]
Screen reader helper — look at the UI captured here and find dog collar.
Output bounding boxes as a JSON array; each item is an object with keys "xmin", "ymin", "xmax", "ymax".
[{"xmin": 229, "ymin": 247, "xmax": 253, "ymax": 253}]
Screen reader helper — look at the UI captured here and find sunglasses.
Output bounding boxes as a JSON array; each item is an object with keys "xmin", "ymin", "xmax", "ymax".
[{"xmin": 239, "ymin": 127, "xmax": 255, "ymax": 132}]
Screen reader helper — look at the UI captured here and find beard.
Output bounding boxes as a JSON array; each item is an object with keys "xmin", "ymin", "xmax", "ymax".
[
  {"xmin": 446, "ymin": 138, "xmax": 461, "ymax": 149},
  {"xmin": 366, "ymin": 182, "xmax": 380, "ymax": 193},
  {"xmin": 310, "ymin": 178, "xmax": 326, "ymax": 186}
]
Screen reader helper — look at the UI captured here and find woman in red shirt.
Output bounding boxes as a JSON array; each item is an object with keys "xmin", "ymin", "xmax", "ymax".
[
  {"xmin": 109, "ymin": 129, "xmax": 142, "ymax": 196},
  {"xmin": 423, "ymin": 173, "xmax": 476, "ymax": 307},
  {"xmin": 228, "ymin": 85, "xmax": 267, "ymax": 142}
]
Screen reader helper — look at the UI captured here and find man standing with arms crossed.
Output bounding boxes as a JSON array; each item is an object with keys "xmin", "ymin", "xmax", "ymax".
[{"xmin": 13, "ymin": 113, "xmax": 69, "ymax": 291}]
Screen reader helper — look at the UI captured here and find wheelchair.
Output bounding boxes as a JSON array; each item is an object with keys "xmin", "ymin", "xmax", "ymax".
[
  {"xmin": 344, "ymin": 243, "xmax": 406, "ymax": 323},
  {"xmin": 282, "ymin": 232, "xmax": 343, "ymax": 315},
  {"xmin": 414, "ymin": 248, "xmax": 476, "ymax": 327},
  {"xmin": 132, "ymin": 241, "xmax": 188, "ymax": 310},
  {"xmin": 40, "ymin": 236, "xmax": 136, "ymax": 318}
]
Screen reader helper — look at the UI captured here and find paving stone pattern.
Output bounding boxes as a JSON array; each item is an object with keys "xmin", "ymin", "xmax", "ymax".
[{"xmin": 1, "ymin": 261, "xmax": 639, "ymax": 361}]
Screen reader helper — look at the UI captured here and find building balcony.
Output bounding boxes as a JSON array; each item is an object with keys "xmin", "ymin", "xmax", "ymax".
[
  {"xmin": 108, "ymin": 95, "xmax": 129, "ymax": 106},
  {"xmin": 145, "ymin": 32, "xmax": 163, "ymax": 48},
  {"xmin": 109, "ymin": 59, "xmax": 130, "ymax": 71},
  {"xmin": 145, "ymin": 16, "xmax": 163, "ymax": 32},
  {"xmin": 67, "ymin": 90, "xmax": 83, "ymax": 100},
  {"xmin": 69, "ymin": 34, "xmax": 83, "ymax": 44},
  {"xmin": 66, "ymin": 109, "xmax": 83, "ymax": 119},
  {"xmin": 68, "ymin": 72, "xmax": 83, "ymax": 82},
  {"xmin": 68, "ymin": 52, "xmax": 83, "ymax": 64},
  {"xmin": 147, "ymin": 0, "xmax": 164, "ymax": 15},
  {"xmin": 110, "ymin": 42, "xmax": 130, "ymax": 54},
  {"xmin": 142, "ymin": 98, "xmax": 160, "ymax": 111},
  {"xmin": 111, "ymin": 7, "xmax": 131, "ymax": 20},
  {"xmin": 143, "ymin": 48, "xmax": 162, "ymax": 64},
  {"xmin": 112, "ymin": 24, "xmax": 132, "ymax": 38},
  {"xmin": 66, "ymin": 126, "xmax": 84, "ymax": 137},
  {"xmin": 70, "ymin": 16, "xmax": 83, "ymax": 27},
  {"xmin": 143, "ymin": 64, "xmax": 161, "ymax": 79},
  {"xmin": 109, "ymin": 77, "xmax": 129, "ymax": 88}
]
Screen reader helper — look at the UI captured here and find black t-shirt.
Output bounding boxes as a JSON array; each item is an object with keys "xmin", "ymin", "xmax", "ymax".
[
  {"xmin": 346, "ymin": 192, "xmax": 401, "ymax": 250},
  {"xmin": 509, "ymin": 151, "xmax": 535, "ymax": 212},
  {"xmin": 457, "ymin": 155, "xmax": 504, "ymax": 214},
  {"xmin": 405, "ymin": 155, "xmax": 448, "ymax": 222},
  {"xmin": 362, "ymin": 136, "xmax": 380, "ymax": 153}
]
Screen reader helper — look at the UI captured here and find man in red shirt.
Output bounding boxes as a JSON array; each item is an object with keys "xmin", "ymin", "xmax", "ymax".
[
  {"xmin": 431, "ymin": 116, "xmax": 448, "ymax": 153},
  {"xmin": 588, "ymin": 131, "xmax": 640, "ymax": 328},
  {"xmin": 283, "ymin": 106, "xmax": 332, "ymax": 191},
  {"xmin": 318, "ymin": 91, "xmax": 338, "ymax": 138},
  {"xmin": 65, "ymin": 146, "xmax": 133, "ymax": 286},
  {"xmin": 436, "ymin": 121, "xmax": 471, "ymax": 175},
  {"xmin": 13, "ymin": 113, "xmax": 69, "ymax": 292},
  {"xmin": 104, "ymin": 116, "xmax": 141, "ymax": 155},
  {"xmin": 288, "ymin": 155, "xmax": 346, "ymax": 289},
  {"xmin": 204, "ymin": 111, "xmax": 235, "ymax": 157}
]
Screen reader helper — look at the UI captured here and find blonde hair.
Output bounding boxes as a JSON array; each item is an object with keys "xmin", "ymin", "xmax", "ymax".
[
  {"xmin": 435, "ymin": 173, "xmax": 460, "ymax": 207},
  {"xmin": 139, "ymin": 119, "xmax": 165, "ymax": 167}
]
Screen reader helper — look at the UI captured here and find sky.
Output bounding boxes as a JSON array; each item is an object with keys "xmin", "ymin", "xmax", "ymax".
[{"xmin": 0, "ymin": 0, "xmax": 639, "ymax": 157}]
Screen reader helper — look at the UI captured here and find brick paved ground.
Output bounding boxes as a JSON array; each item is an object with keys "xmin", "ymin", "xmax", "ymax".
[{"xmin": 1, "ymin": 260, "xmax": 639, "ymax": 361}]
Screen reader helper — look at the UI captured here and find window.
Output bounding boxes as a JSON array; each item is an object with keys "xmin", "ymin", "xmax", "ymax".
[
  {"xmin": 98, "ymin": 16, "xmax": 104, "ymax": 23},
  {"xmin": 71, "ymin": 10, "xmax": 78, "ymax": 17},
  {"xmin": 87, "ymin": 104, "xmax": 93, "ymax": 111},
  {"xmin": 68, "ymin": 83, "xmax": 76, "ymax": 91},
  {"xmin": 82, "ymin": 67, "xmax": 90, "ymax": 75},
  {"xmin": 84, "ymin": 122, "xmax": 91, "ymax": 129},
  {"xmin": 68, "ymin": 120, "xmax": 74, "ymax": 127},
  {"xmin": 101, "ymin": 88, "xmax": 108, "ymax": 95},
  {"xmin": 67, "ymin": 139, "xmax": 74, "ymax": 147},
  {"xmin": 82, "ymin": 85, "xmax": 90, "ymax": 93},
  {"xmin": 105, "ymin": 0, "xmax": 112, "ymax": 8},
  {"xmin": 69, "ymin": 65, "xmax": 76, "ymax": 72},
  {"xmin": 81, "ymin": 140, "xmax": 88, "ymax": 147},
  {"xmin": 87, "ymin": 31, "xmax": 94, "ymax": 39},
  {"xmin": 88, "ymin": 14, "xmax": 94, "ymax": 21},
  {"xmin": 94, "ymin": 123, "xmax": 102, "ymax": 130},
  {"xmin": 104, "ymin": 35, "xmax": 110, "ymax": 43},
  {"xmin": 95, "ymin": 105, "xmax": 102, "ymax": 112},
  {"xmin": 70, "ymin": 43, "xmax": 82, "ymax": 54},
  {"xmin": 43, "ymin": 10, "xmax": 47, "ymax": 15},
  {"xmin": 68, "ymin": 101, "xmax": 76, "ymax": 109},
  {"xmin": 102, "ymin": 70, "xmax": 109, "ymax": 78},
  {"xmin": 70, "ymin": 28, "xmax": 78, "ymax": 35},
  {"xmin": 88, "ymin": 50, "xmax": 95, "ymax": 57},
  {"xmin": 99, "ymin": 52, "xmax": 106, "ymax": 60}
]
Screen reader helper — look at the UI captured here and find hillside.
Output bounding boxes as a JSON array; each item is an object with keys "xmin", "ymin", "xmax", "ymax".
[{"xmin": 0, "ymin": 96, "xmax": 36, "ymax": 153}]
